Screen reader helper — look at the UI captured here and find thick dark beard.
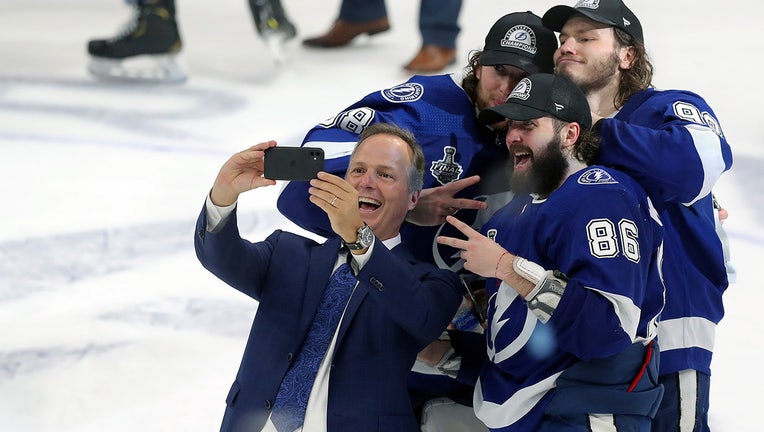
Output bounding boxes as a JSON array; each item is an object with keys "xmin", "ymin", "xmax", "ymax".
[{"xmin": 509, "ymin": 135, "xmax": 568, "ymax": 197}]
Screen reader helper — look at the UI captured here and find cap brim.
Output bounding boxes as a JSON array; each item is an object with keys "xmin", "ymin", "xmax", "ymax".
[
  {"xmin": 481, "ymin": 50, "xmax": 539, "ymax": 74},
  {"xmin": 478, "ymin": 103, "xmax": 550, "ymax": 125}
]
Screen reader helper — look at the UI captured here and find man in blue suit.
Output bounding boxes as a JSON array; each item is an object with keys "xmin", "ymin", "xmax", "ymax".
[{"xmin": 195, "ymin": 122, "xmax": 464, "ymax": 432}]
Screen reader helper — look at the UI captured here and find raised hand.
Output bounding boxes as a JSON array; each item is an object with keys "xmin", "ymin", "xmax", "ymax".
[
  {"xmin": 308, "ymin": 171, "xmax": 364, "ymax": 243},
  {"xmin": 437, "ymin": 215, "xmax": 511, "ymax": 279},
  {"xmin": 210, "ymin": 141, "xmax": 278, "ymax": 207},
  {"xmin": 406, "ymin": 175, "xmax": 488, "ymax": 226}
]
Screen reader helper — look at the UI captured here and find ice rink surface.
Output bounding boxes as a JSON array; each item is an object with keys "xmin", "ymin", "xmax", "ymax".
[{"xmin": 1, "ymin": 0, "xmax": 761, "ymax": 430}]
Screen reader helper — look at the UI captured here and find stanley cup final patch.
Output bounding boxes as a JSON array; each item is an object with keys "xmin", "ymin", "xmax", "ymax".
[{"xmin": 430, "ymin": 146, "xmax": 463, "ymax": 185}]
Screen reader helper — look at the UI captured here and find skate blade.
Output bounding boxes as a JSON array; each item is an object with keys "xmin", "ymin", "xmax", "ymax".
[
  {"xmin": 88, "ymin": 55, "xmax": 187, "ymax": 84},
  {"xmin": 266, "ymin": 37, "xmax": 287, "ymax": 64},
  {"xmin": 262, "ymin": 34, "xmax": 295, "ymax": 65}
]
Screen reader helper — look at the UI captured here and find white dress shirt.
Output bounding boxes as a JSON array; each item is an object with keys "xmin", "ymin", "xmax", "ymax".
[{"xmin": 205, "ymin": 196, "xmax": 402, "ymax": 432}]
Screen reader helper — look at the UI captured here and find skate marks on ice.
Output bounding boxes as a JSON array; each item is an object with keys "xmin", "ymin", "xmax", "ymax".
[
  {"xmin": 0, "ymin": 208, "xmax": 285, "ymax": 302},
  {"xmin": 0, "ymin": 76, "xmax": 247, "ymax": 152},
  {"xmin": 0, "ymin": 296, "xmax": 254, "ymax": 384},
  {"xmin": 0, "ymin": 218, "xmax": 195, "ymax": 302},
  {"xmin": 0, "ymin": 212, "xmax": 275, "ymax": 383}
]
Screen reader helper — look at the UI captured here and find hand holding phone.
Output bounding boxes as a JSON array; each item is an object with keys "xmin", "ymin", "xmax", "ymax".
[{"xmin": 264, "ymin": 147, "xmax": 325, "ymax": 181}]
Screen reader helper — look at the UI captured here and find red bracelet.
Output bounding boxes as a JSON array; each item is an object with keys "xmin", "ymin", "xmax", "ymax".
[{"xmin": 495, "ymin": 252, "xmax": 508, "ymax": 279}]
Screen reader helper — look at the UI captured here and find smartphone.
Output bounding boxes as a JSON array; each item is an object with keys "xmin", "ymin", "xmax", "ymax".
[{"xmin": 264, "ymin": 147, "xmax": 324, "ymax": 181}]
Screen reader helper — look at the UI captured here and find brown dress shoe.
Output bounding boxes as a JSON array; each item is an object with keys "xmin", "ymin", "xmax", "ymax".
[
  {"xmin": 303, "ymin": 17, "xmax": 390, "ymax": 48},
  {"xmin": 403, "ymin": 45, "xmax": 457, "ymax": 74}
]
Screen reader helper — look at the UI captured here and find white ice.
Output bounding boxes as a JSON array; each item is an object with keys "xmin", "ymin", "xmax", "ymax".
[{"xmin": 1, "ymin": 0, "xmax": 761, "ymax": 430}]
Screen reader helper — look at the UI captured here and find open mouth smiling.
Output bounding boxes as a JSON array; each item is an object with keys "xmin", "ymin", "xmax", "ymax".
[
  {"xmin": 513, "ymin": 151, "xmax": 532, "ymax": 169},
  {"xmin": 359, "ymin": 197, "xmax": 381, "ymax": 211}
]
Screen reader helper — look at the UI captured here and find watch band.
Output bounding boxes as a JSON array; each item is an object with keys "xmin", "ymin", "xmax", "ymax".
[{"xmin": 344, "ymin": 223, "xmax": 373, "ymax": 250}]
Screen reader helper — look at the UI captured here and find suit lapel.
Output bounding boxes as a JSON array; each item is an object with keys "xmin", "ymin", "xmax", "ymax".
[
  {"xmin": 333, "ymin": 244, "xmax": 409, "ymax": 344},
  {"xmin": 298, "ymin": 238, "xmax": 343, "ymax": 331}
]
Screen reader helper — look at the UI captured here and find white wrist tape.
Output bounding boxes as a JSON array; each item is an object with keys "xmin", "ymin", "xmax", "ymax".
[
  {"xmin": 513, "ymin": 257, "xmax": 547, "ymax": 285},
  {"xmin": 513, "ymin": 257, "xmax": 568, "ymax": 324}
]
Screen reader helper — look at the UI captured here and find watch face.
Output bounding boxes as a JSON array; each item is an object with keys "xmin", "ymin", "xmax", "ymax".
[
  {"xmin": 358, "ymin": 224, "xmax": 374, "ymax": 247},
  {"xmin": 346, "ymin": 224, "xmax": 373, "ymax": 250}
]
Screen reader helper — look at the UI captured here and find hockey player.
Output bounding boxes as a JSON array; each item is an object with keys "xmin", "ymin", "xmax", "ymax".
[
  {"xmin": 541, "ymin": 1, "xmax": 734, "ymax": 430},
  {"xmin": 437, "ymin": 73, "xmax": 665, "ymax": 431},
  {"xmin": 86, "ymin": 0, "xmax": 295, "ymax": 82},
  {"xmin": 275, "ymin": 12, "xmax": 557, "ymax": 430},
  {"xmin": 277, "ymin": 11, "xmax": 557, "ymax": 273}
]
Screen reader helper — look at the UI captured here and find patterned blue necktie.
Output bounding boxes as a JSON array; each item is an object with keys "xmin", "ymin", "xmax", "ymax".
[{"xmin": 271, "ymin": 262, "xmax": 356, "ymax": 432}]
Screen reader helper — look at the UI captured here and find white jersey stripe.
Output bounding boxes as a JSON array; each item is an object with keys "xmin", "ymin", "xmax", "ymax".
[{"xmin": 657, "ymin": 317, "xmax": 716, "ymax": 352}]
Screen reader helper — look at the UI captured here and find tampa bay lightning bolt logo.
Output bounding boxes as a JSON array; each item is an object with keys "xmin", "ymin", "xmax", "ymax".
[
  {"xmin": 509, "ymin": 78, "xmax": 532, "ymax": 101},
  {"xmin": 577, "ymin": 168, "xmax": 618, "ymax": 185},
  {"xmin": 430, "ymin": 146, "xmax": 463, "ymax": 185},
  {"xmin": 381, "ymin": 83, "xmax": 424, "ymax": 103},
  {"xmin": 501, "ymin": 25, "xmax": 538, "ymax": 55}
]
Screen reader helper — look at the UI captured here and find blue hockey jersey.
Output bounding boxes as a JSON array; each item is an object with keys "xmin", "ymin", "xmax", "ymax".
[
  {"xmin": 276, "ymin": 73, "xmax": 510, "ymax": 270},
  {"xmin": 473, "ymin": 166, "xmax": 665, "ymax": 431},
  {"xmin": 596, "ymin": 88, "xmax": 733, "ymax": 376}
]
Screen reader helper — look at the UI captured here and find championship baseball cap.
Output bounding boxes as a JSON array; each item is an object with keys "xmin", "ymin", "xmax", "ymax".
[
  {"xmin": 542, "ymin": 0, "xmax": 643, "ymax": 42},
  {"xmin": 481, "ymin": 11, "xmax": 557, "ymax": 74},
  {"xmin": 478, "ymin": 73, "xmax": 592, "ymax": 128}
]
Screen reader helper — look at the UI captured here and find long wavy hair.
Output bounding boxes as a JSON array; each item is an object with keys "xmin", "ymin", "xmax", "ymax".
[
  {"xmin": 614, "ymin": 28, "xmax": 654, "ymax": 109},
  {"xmin": 461, "ymin": 50, "xmax": 483, "ymax": 104}
]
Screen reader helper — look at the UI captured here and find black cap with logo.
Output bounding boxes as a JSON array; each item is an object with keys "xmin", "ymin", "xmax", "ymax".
[
  {"xmin": 478, "ymin": 73, "xmax": 592, "ymax": 128},
  {"xmin": 481, "ymin": 11, "xmax": 558, "ymax": 74},
  {"xmin": 542, "ymin": 0, "xmax": 643, "ymax": 43}
]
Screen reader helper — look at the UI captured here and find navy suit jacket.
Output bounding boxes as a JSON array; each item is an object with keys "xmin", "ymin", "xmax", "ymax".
[{"xmin": 194, "ymin": 206, "xmax": 463, "ymax": 432}]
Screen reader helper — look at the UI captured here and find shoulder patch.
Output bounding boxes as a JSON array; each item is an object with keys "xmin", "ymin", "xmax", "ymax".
[
  {"xmin": 577, "ymin": 168, "xmax": 618, "ymax": 185},
  {"xmin": 381, "ymin": 83, "xmax": 424, "ymax": 103}
]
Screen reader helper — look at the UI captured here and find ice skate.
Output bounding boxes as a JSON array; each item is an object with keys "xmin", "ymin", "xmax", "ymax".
[
  {"xmin": 87, "ymin": 0, "xmax": 186, "ymax": 83},
  {"xmin": 249, "ymin": 0, "xmax": 297, "ymax": 64}
]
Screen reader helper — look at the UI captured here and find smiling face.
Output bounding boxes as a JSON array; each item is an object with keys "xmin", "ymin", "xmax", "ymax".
[
  {"xmin": 506, "ymin": 117, "xmax": 569, "ymax": 197},
  {"xmin": 554, "ymin": 15, "xmax": 633, "ymax": 95},
  {"xmin": 474, "ymin": 64, "xmax": 529, "ymax": 113},
  {"xmin": 345, "ymin": 133, "xmax": 420, "ymax": 241}
]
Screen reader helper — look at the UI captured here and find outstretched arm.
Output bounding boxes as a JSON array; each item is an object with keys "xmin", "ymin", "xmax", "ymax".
[{"xmin": 210, "ymin": 141, "xmax": 278, "ymax": 206}]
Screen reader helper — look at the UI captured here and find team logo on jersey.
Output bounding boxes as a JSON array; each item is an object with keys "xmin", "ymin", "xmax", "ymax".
[
  {"xmin": 577, "ymin": 168, "xmax": 618, "ymax": 185},
  {"xmin": 430, "ymin": 146, "xmax": 463, "ymax": 185},
  {"xmin": 381, "ymin": 83, "xmax": 424, "ymax": 103},
  {"xmin": 509, "ymin": 78, "xmax": 532, "ymax": 101},
  {"xmin": 501, "ymin": 25, "xmax": 539, "ymax": 55}
]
